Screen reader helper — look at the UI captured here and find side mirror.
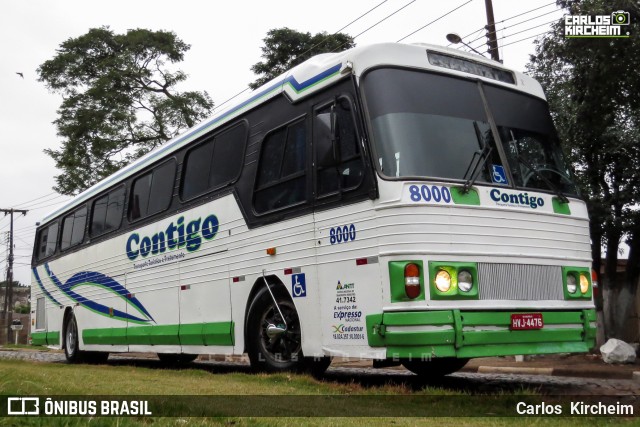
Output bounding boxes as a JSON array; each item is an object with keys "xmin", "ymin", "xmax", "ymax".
[{"xmin": 315, "ymin": 107, "xmax": 339, "ymax": 168}]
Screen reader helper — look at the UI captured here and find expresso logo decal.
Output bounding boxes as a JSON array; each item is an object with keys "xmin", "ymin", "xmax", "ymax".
[
  {"xmin": 126, "ymin": 214, "xmax": 219, "ymax": 261},
  {"xmin": 489, "ymin": 189, "xmax": 545, "ymax": 209}
]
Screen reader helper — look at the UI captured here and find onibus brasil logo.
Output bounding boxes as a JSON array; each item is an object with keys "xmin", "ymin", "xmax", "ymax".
[{"xmin": 564, "ymin": 10, "xmax": 630, "ymax": 38}]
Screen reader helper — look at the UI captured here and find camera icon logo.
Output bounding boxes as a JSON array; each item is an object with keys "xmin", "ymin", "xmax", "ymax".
[{"xmin": 611, "ymin": 10, "xmax": 630, "ymax": 25}]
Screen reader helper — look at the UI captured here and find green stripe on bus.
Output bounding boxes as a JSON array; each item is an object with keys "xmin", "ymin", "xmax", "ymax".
[
  {"xmin": 31, "ymin": 332, "xmax": 47, "ymax": 346},
  {"xmin": 46, "ymin": 331, "xmax": 60, "ymax": 345},
  {"xmin": 82, "ymin": 321, "xmax": 234, "ymax": 346},
  {"xmin": 31, "ymin": 331, "xmax": 60, "ymax": 346}
]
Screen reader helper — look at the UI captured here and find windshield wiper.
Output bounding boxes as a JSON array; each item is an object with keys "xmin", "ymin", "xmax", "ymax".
[
  {"xmin": 516, "ymin": 154, "xmax": 569, "ymax": 204},
  {"xmin": 462, "ymin": 122, "xmax": 493, "ymax": 193}
]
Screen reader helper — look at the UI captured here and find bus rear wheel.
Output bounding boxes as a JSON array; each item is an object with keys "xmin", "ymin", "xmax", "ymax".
[
  {"xmin": 246, "ymin": 286, "xmax": 304, "ymax": 373},
  {"xmin": 402, "ymin": 357, "xmax": 469, "ymax": 378}
]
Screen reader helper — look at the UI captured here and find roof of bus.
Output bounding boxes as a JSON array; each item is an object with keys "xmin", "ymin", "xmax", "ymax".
[{"xmin": 40, "ymin": 42, "xmax": 545, "ymax": 225}]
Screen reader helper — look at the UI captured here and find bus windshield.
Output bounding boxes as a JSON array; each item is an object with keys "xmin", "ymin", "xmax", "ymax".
[{"xmin": 362, "ymin": 68, "xmax": 577, "ymax": 195}]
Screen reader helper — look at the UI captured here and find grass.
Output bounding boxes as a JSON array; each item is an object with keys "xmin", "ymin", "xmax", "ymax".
[{"xmin": 0, "ymin": 358, "xmax": 637, "ymax": 426}]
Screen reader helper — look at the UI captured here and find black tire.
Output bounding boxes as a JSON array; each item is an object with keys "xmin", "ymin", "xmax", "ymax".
[
  {"xmin": 157, "ymin": 353, "xmax": 198, "ymax": 365},
  {"xmin": 64, "ymin": 313, "xmax": 83, "ymax": 363},
  {"xmin": 246, "ymin": 286, "xmax": 304, "ymax": 373},
  {"xmin": 303, "ymin": 356, "xmax": 332, "ymax": 378},
  {"xmin": 402, "ymin": 357, "xmax": 469, "ymax": 378},
  {"xmin": 83, "ymin": 351, "xmax": 110, "ymax": 364}
]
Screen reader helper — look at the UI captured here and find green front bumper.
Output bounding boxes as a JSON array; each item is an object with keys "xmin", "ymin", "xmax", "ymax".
[{"xmin": 366, "ymin": 309, "xmax": 596, "ymax": 359}]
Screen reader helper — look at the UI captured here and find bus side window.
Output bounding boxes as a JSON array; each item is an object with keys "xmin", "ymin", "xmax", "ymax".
[
  {"xmin": 91, "ymin": 186, "xmax": 125, "ymax": 236},
  {"xmin": 130, "ymin": 160, "xmax": 176, "ymax": 221},
  {"xmin": 36, "ymin": 222, "xmax": 59, "ymax": 260},
  {"xmin": 315, "ymin": 98, "xmax": 363, "ymax": 197},
  {"xmin": 254, "ymin": 118, "xmax": 307, "ymax": 214},
  {"xmin": 60, "ymin": 206, "xmax": 87, "ymax": 251},
  {"xmin": 182, "ymin": 123, "xmax": 247, "ymax": 200}
]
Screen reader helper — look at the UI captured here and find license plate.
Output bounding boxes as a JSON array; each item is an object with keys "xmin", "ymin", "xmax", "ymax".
[{"xmin": 510, "ymin": 313, "xmax": 543, "ymax": 330}]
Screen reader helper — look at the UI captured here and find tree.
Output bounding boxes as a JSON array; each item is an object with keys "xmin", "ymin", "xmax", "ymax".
[
  {"xmin": 250, "ymin": 28, "xmax": 355, "ymax": 89},
  {"xmin": 527, "ymin": 0, "xmax": 640, "ymax": 340},
  {"xmin": 38, "ymin": 27, "xmax": 214, "ymax": 195}
]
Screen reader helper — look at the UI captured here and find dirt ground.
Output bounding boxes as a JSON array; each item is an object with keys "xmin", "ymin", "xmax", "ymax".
[{"xmin": 462, "ymin": 353, "xmax": 640, "ymax": 379}]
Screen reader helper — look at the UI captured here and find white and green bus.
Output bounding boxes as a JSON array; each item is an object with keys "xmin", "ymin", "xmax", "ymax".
[{"xmin": 31, "ymin": 42, "xmax": 596, "ymax": 376}]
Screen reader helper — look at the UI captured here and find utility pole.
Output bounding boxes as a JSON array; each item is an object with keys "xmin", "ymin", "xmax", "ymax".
[
  {"xmin": 484, "ymin": 0, "xmax": 501, "ymax": 62},
  {"xmin": 1, "ymin": 208, "xmax": 28, "ymax": 344}
]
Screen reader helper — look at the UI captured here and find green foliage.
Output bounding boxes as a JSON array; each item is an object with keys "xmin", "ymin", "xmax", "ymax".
[
  {"xmin": 527, "ymin": 0, "xmax": 640, "ymax": 338},
  {"xmin": 250, "ymin": 27, "xmax": 355, "ymax": 89},
  {"xmin": 15, "ymin": 304, "xmax": 30, "ymax": 314},
  {"xmin": 38, "ymin": 27, "xmax": 214, "ymax": 195},
  {"xmin": 0, "ymin": 281, "xmax": 23, "ymax": 288}
]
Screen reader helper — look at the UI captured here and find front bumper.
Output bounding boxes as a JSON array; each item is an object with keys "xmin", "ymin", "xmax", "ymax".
[{"xmin": 366, "ymin": 309, "xmax": 596, "ymax": 359}]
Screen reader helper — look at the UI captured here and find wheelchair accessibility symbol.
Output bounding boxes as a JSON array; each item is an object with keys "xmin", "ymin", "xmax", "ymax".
[
  {"xmin": 292, "ymin": 273, "xmax": 306, "ymax": 298},
  {"xmin": 491, "ymin": 165, "xmax": 508, "ymax": 184}
]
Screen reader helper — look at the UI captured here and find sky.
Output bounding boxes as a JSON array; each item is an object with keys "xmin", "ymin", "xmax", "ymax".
[{"xmin": 0, "ymin": 0, "xmax": 568, "ymax": 286}]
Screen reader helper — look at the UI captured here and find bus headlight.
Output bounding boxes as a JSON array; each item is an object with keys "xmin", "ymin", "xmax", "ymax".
[
  {"xmin": 566, "ymin": 274, "xmax": 577, "ymax": 294},
  {"xmin": 458, "ymin": 270, "xmax": 473, "ymax": 292},
  {"xmin": 429, "ymin": 262, "xmax": 479, "ymax": 299},
  {"xmin": 579, "ymin": 273, "xmax": 590, "ymax": 294},
  {"xmin": 435, "ymin": 270, "xmax": 451, "ymax": 292},
  {"xmin": 562, "ymin": 267, "xmax": 592, "ymax": 300}
]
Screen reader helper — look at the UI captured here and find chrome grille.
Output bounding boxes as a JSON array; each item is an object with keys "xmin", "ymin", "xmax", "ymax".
[{"xmin": 478, "ymin": 263, "xmax": 564, "ymax": 301}]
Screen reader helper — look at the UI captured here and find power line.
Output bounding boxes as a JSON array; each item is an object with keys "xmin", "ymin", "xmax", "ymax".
[
  {"xmin": 499, "ymin": 30, "xmax": 550, "ymax": 49},
  {"xmin": 500, "ymin": 1, "xmax": 557, "ymax": 24},
  {"xmin": 296, "ymin": 0, "xmax": 392, "ymax": 61},
  {"xmin": 213, "ymin": 0, "xmax": 392, "ymax": 113},
  {"xmin": 469, "ymin": 18, "xmax": 560, "ymax": 52},
  {"xmin": 449, "ymin": 25, "xmax": 485, "ymax": 47},
  {"xmin": 397, "ymin": 0, "xmax": 474, "ymax": 43},
  {"xmin": 16, "ymin": 198, "xmax": 71, "ymax": 213},
  {"xmin": 16, "ymin": 193, "xmax": 68, "ymax": 210},
  {"xmin": 466, "ymin": 7, "xmax": 562, "ymax": 47},
  {"xmin": 10, "ymin": 191, "xmax": 58, "ymax": 208},
  {"xmin": 332, "ymin": 0, "xmax": 418, "ymax": 51},
  {"xmin": 335, "ymin": 0, "xmax": 390, "ymax": 34},
  {"xmin": 353, "ymin": 0, "xmax": 416, "ymax": 40},
  {"xmin": 453, "ymin": 0, "xmax": 559, "ymax": 52},
  {"xmin": 0, "ymin": 215, "xmax": 26, "ymax": 232}
]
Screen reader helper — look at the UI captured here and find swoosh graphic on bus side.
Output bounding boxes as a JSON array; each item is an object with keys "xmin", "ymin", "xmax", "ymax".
[
  {"xmin": 32, "ymin": 267, "xmax": 63, "ymax": 307},
  {"xmin": 44, "ymin": 264, "xmax": 154, "ymax": 324}
]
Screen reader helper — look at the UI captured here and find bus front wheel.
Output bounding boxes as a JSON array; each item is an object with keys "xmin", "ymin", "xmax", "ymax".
[
  {"xmin": 64, "ymin": 313, "xmax": 108, "ymax": 364},
  {"xmin": 402, "ymin": 357, "xmax": 469, "ymax": 378},
  {"xmin": 64, "ymin": 313, "xmax": 82, "ymax": 363},
  {"xmin": 246, "ymin": 286, "xmax": 304, "ymax": 373}
]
